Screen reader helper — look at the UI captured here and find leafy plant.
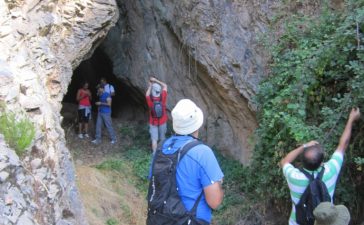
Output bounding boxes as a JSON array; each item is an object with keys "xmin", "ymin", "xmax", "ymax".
[
  {"xmin": 105, "ymin": 218, "xmax": 118, "ymax": 225},
  {"xmin": 96, "ymin": 124, "xmax": 151, "ymax": 193},
  {"xmin": 0, "ymin": 108, "xmax": 35, "ymax": 156},
  {"xmin": 213, "ymin": 150, "xmax": 253, "ymax": 224},
  {"xmin": 96, "ymin": 159, "xmax": 125, "ymax": 171},
  {"xmin": 250, "ymin": 0, "xmax": 364, "ymax": 222}
]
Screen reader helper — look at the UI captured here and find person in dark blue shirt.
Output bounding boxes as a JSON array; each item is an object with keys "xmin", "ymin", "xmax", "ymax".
[
  {"xmin": 92, "ymin": 84, "xmax": 116, "ymax": 144},
  {"xmin": 152, "ymin": 99, "xmax": 224, "ymax": 224}
]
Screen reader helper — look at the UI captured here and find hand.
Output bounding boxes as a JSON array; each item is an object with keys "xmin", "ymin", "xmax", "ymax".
[
  {"xmin": 303, "ymin": 140, "xmax": 319, "ymax": 149},
  {"xmin": 95, "ymin": 102, "xmax": 101, "ymax": 106},
  {"xmin": 349, "ymin": 107, "xmax": 361, "ymax": 122}
]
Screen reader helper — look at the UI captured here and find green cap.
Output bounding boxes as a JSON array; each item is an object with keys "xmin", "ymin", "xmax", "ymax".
[{"xmin": 313, "ymin": 202, "xmax": 350, "ymax": 225}]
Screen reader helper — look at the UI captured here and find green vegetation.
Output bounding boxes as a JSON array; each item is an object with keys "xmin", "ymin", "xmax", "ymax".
[
  {"xmin": 249, "ymin": 0, "xmax": 364, "ymax": 221},
  {"xmin": 213, "ymin": 150, "xmax": 252, "ymax": 224},
  {"xmin": 105, "ymin": 218, "xmax": 118, "ymax": 225},
  {"xmin": 98, "ymin": 122, "xmax": 252, "ymax": 224},
  {"xmin": 97, "ymin": 123, "xmax": 151, "ymax": 192},
  {"xmin": 0, "ymin": 105, "xmax": 35, "ymax": 156},
  {"xmin": 96, "ymin": 159, "xmax": 125, "ymax": 171}
]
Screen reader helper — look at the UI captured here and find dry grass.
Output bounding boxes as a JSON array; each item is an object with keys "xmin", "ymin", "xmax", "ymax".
[{"xmin": 76, "ymin": 165, "xmax": 147, "ymax": 225}]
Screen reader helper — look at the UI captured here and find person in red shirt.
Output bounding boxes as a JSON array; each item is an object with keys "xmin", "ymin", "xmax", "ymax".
[
  {"xmin": 146, "ymin": 77, "xmax": 168, "ymax": 153},
  {"xmin": 76, "ymin": 82, "xmax": 92, "ymax": 139}
]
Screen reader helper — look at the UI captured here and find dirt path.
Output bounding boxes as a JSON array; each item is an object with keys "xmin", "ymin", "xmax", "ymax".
[
  {"xmin": 65, "ymin": 119, "xmax": 148, "ymax": 225},
  {"xmin": 65, "ymin": 117, "xmax": 126, "ymax": 165}
]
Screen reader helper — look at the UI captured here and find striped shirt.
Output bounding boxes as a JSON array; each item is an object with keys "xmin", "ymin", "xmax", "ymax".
[{"xmin": 283, "ymin": 151, "xmax": 344, "ymax": 225}]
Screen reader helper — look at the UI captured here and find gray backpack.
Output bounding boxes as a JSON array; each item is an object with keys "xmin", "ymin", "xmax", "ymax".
[
  {"xmin": 150, "ymin": 94, "xmax": 163, "ymax": 119},
  {"xmin": 147, "ymin": 139, "xmax": 209, "ymax": 225}
]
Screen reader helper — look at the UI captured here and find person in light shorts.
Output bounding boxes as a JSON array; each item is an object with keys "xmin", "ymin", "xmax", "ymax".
[{"xmin": 145, "ymin": 77, "xmax": 168, "ymax": 153}]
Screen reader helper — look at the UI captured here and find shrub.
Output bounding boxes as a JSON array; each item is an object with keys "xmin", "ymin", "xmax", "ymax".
[
  {"xmin": 251, "ymin": 0, "xmax": 364, "ymax": 222},
  {"xmin": 0, "ymin": 108, "xmax": 35, "ymax": 156},
  {"xmin": 105, "ymin": 218, "xmax": 118, "ymax": 225}
]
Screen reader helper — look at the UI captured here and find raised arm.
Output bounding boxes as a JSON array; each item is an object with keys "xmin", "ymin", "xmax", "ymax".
[
  {"xmin": 280, "ymin": 140, "xmax": 318, "ymax": 167},
  {"xmin": 150, "ymin": 77, "xmax": 167, "ymax": 92},
  {"xmin": 336, "ymin": 108, "xmax": 361, "ymax": 154},
  {"xmin": 145, "ymin": 81, "xmax": 152, "ymax": 96}
]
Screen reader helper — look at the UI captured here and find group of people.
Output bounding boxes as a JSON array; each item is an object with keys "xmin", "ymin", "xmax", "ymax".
[
  {"xmin": 76, "ymin": 77, "xmax": 116, "ymax": 144},
  {"xmin": 144, "ymin": 77, "xmax": 361, "ymax": 225},
  {"xmin": 76, "ymin": 75, "xmax": 361, "ymax": 225},
  {"xmin": 145, "ymin": 77, "xmax": 224, "ymax": 225}
]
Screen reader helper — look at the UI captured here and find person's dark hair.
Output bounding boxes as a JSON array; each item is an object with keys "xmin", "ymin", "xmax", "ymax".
[
  {"xmin": 81, "ymin": 81, "xmax": 89, "ymax": 88},
  {"xmin": 96, "ymin": 84, "xmax": 105, "ymax": 89},
  {"xmin": 302, "ymin": 144, "xmax": 324, "ymax": 171},
  {"xmin": 100, "ymin": 77, "xmax": 107, "ymax": 83}
]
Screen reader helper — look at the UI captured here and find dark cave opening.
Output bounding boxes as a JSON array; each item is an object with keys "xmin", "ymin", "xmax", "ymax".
[{"xmin": 61, "ymin": 47, "xmax": 147, "ymax": 129}]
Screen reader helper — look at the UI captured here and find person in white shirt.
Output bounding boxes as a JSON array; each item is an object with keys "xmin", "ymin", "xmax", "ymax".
[{"xmin": 100, "ymin": 77, "xmax": 115, "ymax": 97}]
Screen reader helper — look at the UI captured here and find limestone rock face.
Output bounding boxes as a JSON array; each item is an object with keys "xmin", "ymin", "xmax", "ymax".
[
  {"xmin": 0, "ymin": 0, "xmax": 118, "ymax": 224},
  {"xmin": 101, "ymin": 0, "xmax": 276, "ymax": 163}
]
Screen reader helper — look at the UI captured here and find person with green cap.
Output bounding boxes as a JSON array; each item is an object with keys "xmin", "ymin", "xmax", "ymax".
[{"xmin": 313, "ymin": 202, "xmax": 350, "ymax": 225}]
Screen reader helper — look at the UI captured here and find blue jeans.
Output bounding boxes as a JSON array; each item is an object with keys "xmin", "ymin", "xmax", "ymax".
[{"xmin": 95, "ymin": 112, "xmax": 116, "ymax": 141}]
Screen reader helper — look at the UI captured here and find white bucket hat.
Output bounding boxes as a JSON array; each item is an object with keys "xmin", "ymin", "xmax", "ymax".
[
  {"xmin": 172, "ymin": 99, "xmax": 204, "ymax": 135},
  {"xmin": 151, "ymin": 83, "xmax": 161, "ymax": 97}
]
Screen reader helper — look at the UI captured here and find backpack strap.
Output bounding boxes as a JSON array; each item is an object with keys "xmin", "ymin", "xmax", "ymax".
[
  {"xmin": 177, "ymin": 139, "xmax": 203, "ymax": 163},
  {"xmin": 299, "ymin": 168, "xmax": 314, "ymax": 181},
  {"xmin": 299, "ymin": 166, "xmax": 325, "ymax": 181},
  {"xmin": 177, "ymin": 139, "xmax": 204, "ymax": 216},
  {"xmin": 317, "ymin": 166, "xmax": 325, "ymax": 180},
  {"xmin": 188, "ymin": 191, "xmax": 204, "ymax": 218}
]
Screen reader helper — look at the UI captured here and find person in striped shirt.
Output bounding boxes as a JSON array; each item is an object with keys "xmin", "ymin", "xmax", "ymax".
[{"xmin": 280, "ymin": 108, "xmax": 361, "ymax": 225}]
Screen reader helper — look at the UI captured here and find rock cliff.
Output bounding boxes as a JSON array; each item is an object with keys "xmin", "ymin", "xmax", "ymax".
[
  {"xmin": 101, "ymin": 0, "xmax": 274, "ymax": 163},
  {"xmin": 100, "ymin": 0, "xmax": 324, "ymax": 163},
  {"xmin": 0, "ymin": 0, "xmax": 326, "ymax": 223},
  {"xmin": 0, "ymin": 0, "xmax": 118, "ymax": 224}
]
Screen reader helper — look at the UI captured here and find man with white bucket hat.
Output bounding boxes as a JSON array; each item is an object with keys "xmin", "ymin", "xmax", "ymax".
[{"xmin": 147, "ymin": 99, "xmax": 224, "ymax": 224}]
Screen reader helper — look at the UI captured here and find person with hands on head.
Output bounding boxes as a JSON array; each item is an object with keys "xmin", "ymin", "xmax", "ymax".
[
  {"xmin": 280, "ymin": 108, "xmax": 361, "ymax": 225},
  {"xmin": 91, "ymin": 84, "xmax": 116, "ymax": 145},
  {"xmin": 145, "ymin": 76, "xmax": 168, "ymax": 154}
]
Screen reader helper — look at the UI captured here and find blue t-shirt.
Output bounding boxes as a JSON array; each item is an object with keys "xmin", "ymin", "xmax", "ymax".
[
  {"xmin": 158, "ymin": 135, "xmax": 224, "ymax": 223},
  {"xmin": 99, "ymin": 92, "xmax": 111, "ymax": 113}
]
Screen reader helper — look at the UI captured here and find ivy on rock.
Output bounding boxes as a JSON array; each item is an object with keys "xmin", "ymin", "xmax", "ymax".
[{"xmin": 250, "ymin": 0, "xmax": 364, "ymax": 222}]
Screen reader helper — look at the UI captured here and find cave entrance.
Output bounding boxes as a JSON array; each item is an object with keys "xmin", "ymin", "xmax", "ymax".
[
  {"xmin": 61, "ymin": 47, "xmax": 147, "ymax": 138},
  {"xmin": 60, "ymin": 46, "xmax": 151, "ymax": 224}
]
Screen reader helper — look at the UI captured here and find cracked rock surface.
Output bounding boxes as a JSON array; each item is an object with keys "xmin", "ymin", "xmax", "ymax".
[{"xmin": 0, "ymin": 0, "xmax": 118, "ymax": 224}]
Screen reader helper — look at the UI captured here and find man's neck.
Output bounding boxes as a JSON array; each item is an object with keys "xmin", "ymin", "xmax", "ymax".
[{"xmin": 191, "ymin": 130, "xmax": 199, "ymax": 138}]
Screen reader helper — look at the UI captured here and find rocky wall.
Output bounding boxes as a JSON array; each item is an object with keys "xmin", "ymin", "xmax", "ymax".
[
  {"xmin": 100, "ymin": 0, "xmax": 275, "ymax": 163},
  {"xmin": 101, "ymin": 0, "xmax": 326, "ymax": 163},
  {"xmin": 0, "ymin": 0, "xmax": 118, "ymax": 224}
]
